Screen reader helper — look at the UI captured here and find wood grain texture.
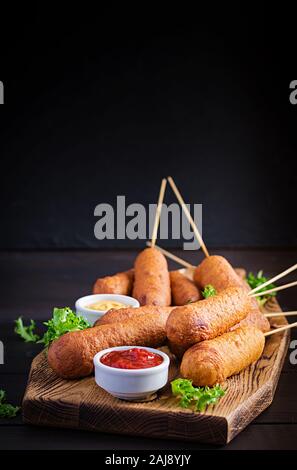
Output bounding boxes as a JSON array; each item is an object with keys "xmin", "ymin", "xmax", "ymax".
[{"xmin": 22, "ymin": 268, "xmax": 290, "ymax": 445}]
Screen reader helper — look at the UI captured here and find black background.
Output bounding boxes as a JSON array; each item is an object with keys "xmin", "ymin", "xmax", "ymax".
[{"xmin": 1, "ymin": 10, "xmax": 297, "ymax": 250}]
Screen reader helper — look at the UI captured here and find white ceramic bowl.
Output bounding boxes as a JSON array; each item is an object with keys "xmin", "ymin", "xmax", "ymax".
[
  {"xmin": 93, "ymin": 346, "xmax": 170, "ymax": 401},
  {"xmin": 75, "ymin": 294, "xmax": 140, "ymax": 325}
]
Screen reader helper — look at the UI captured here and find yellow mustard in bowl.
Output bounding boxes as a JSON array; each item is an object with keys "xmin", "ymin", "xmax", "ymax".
[{"xmin": 86, "ymin": 301, "xmax": 129, "ymax": 311}]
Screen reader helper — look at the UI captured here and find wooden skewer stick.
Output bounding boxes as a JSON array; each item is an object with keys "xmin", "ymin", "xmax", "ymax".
[
  {"xmin": 150, "ymin": 178, "xmax": 167, "ymax": 248},
  {"xmin": 249, "ymin": 263, "xmax": 297, "ymax": 295},
  {"xmin": 146, "ymin": 241, "xmax": 194, "ymax": 270},
  {"xmin": 264, "ymin": 321, "xmax": 297, "ymax": 337},
  {"xmin": 167, "ymin": 176, "xmax": 210, "ymax": 258},
  {"xmin": 265, "ymin": 311, "xmax": 297, "ymax": 318},
  {"xmin": 250, "ymin": 280, "xmax": 297, "ymax": 298}
]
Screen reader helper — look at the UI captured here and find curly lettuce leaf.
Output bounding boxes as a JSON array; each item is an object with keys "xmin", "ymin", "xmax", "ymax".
[
  {"xmin": 15, "ymin": 307, "xmax": 91, "ymax": 347},
  {"xmin": 39, "ymin": 307, "xmax": 91, "ymax": 346},
  {"xmin": 201, "ymin": 284, "xmax": 217, "ymax": 299},
  {"xmin": 0, "ymin": 390, "xmax": 20, "ymax": 418},
  {"xmin": 171, "ymin": 378, "xmax": 225, "ymax": 412},
  {"xmin": 14, "ymin": 317, "xmax": 40, "ymax": 343},
  {"xmin": 247, "ymin": 270, "xmax": 276, "ymax": 306}
]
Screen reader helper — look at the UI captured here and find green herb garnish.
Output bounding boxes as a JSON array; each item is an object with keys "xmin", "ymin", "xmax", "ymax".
[
  {"xmin": 171, "ymin": 378, "xmax": 225, "ymax": 412},
  {"xmin": 15, "ymin": 307, "xmax": 91, "ymax": 347},
  {"xmin": 14, "ymin": 317, "xmax": 40, "ymax": 343},
  {"xmin": 39, "ymin": 307, "xmax": 91, "ymax": 346},
  {"xmin": 247, "ymin": 270, "xmax": 276, "ymax": 306},
  {"xmin": 202, "ymin": 284, "xmax": 217, "ymax": 299},
  {"xmin": 0, "ymin": 390, "xmax": 20, "ymax": 418}
]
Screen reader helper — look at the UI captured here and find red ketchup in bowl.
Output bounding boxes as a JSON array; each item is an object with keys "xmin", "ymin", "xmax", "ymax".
[{"xmin": 100, "ymin": 348, "xmax": 163, "ymax": 369}]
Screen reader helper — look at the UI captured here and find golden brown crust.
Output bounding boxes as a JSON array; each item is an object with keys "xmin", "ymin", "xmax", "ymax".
[
  {"xmin": 180, "ymin": 326, "xmax": 265, "ymax": 386},
  {"xmin": 231, "ymin": 303, "xmax": 270, "ymax": 333},
  {"xmin": 234, "ymin": 268, "xmax": 246, "ymax": 280},
  {"xmin": 92, "ymin": 269, "xmax": 134, "ymax": 295},
  {"xmin": 166, "ymin": 286, "xmax": 252, "ymax": 350},
  {"xmin": 47, "ymin": 310, "xmax": 171, "ymax": 379},
  {"xmin": 132, "ymin": 247, "xmax": 171, "ymax": 306},
  {"xmin": 94, "ymin": 305, "xmax": 174, "ymax": 326},
  {"xmin": 170, "ymin": 271, "xmax": 201, "ymax": 306},
  {"xmin": 194, "ymin": 255, "xmax": 270, "ymax": 333},
  {"xmin": 194, "ymin": 255, "xmax": 245, "ymax": 292},
  {"xmin": 167, "ymin": 340, "xmax": 188, "ymax": 359}
]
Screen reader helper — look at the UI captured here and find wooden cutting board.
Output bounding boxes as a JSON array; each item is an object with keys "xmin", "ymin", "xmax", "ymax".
[{"xmin": 22, "ymin": 269, "xmax": 290, "ymax": 445}]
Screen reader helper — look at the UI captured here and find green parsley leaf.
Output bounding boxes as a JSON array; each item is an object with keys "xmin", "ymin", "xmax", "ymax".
[
  {"xmin": 247, "ymin": 271, "xmax": 276, "ymax": 306},
  {"xmin": 39, "ymin": 307, "xmax": 91, "ymax": 347},
  {"xmin": 171, "ymin": 378, "xmax": 225, "ymax": 412},
  {"xmin": 202, "ymin": 284, "xmax": 217, "ymax": 299},
  {"xmin": 14, "ymin": 317, "xmax": 40, "ymax": 343},
  {"xmin": 0, "ymin": 390, "xmax": 20, "ymax": 418}
]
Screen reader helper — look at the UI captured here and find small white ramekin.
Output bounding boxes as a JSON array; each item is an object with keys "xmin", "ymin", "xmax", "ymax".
[
  {"xmin": 93, "ymin": 346, "xmax": 170, "ymax": 401},
  {"xmin": 75, "ymin": 294, "xmax": 140, "ymax": 325}
]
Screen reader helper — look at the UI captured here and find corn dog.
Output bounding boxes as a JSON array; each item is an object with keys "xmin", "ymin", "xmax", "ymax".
[
  {"xmin": 133, "ymin": 247, "xmax": 171, "ymax": 306},
  {"xmin": 180, "ymin": 326, "xmax": 265, "ymax": 386},
  {"xmin": 93, "ymin": 269, "xmax": 134, "ymax": 295}
]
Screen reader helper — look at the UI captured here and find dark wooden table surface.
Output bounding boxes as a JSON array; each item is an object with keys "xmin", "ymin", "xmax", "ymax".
[{"xmin": 1, "ymin": 248, "xmax": 297, "ymax": 450}]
